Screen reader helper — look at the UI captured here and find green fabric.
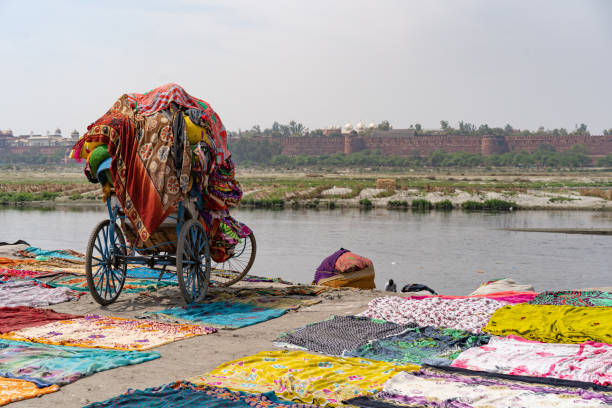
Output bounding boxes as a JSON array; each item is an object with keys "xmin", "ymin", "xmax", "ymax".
[{"xmin": 89, "ymin": 145, "xmax": 110, "ymax": 177}]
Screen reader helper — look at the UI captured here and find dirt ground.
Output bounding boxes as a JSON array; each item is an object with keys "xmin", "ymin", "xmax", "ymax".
[{"xmin": 13, "ymin": 283, "xmax": 386, "ymax": 407}]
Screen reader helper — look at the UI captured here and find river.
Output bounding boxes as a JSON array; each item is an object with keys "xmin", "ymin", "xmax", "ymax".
[{"xmin": 1, "ymin": 205, "xmax": 610, "ymax": 295}]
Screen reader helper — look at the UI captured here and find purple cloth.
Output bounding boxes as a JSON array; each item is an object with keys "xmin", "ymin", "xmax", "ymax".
[{"xmin": 313, "ymin": 248, "xmax": 349, "ymax": 284}]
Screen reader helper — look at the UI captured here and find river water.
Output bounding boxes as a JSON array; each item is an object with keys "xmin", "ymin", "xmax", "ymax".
[{"xmin": 1, "ymin": 205, "xmax": 610, "ymax": 295}]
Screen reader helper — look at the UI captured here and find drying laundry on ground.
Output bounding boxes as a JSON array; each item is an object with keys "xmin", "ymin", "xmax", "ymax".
[
  {"xmin": 0, "ymin": 315, "xmax": 216, "ymax": 351},
  {"xmin": 0, "ymin": 377, "xmax": 59, "ymax": 406},
  {"xmin": 0, "ymin": 280, "xmax": 79, "ymax": 307}
]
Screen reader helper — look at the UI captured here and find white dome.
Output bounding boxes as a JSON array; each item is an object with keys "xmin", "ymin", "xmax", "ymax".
[
  {"xmin": 355, "ymin": 121, "xmax": 366, "ymax": 131},
  {"xmin": 368, "ymin": 122, "xmax": 376, "ymax": 129},
  {"xmin": 342, "ymin": 123, "xmax": 353, "ymax": 133}
]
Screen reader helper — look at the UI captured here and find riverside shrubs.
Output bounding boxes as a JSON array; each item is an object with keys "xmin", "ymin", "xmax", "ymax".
[
  {"xmin": 411, "ymin": 199, "xmax": 433, "ymax": 211},
  {"xmin": 462, "ymin": 199, "xmax": 517, "ymax": 211}
]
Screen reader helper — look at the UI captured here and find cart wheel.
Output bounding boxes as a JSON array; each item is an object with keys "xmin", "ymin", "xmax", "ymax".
[
  {"xmin": 211, "ymin": 232, "xmax": 257, "ymax": 287},
  {"xmin": 85, "ymin": 219, "xmax": 127, "ymax": 306},
  {"xmin": 177, "ymin": 219, "xmax": 211, "ymax": 303}
]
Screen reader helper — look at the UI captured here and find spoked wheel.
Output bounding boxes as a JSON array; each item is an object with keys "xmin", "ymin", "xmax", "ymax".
[
  {"xmin": 85, "ymin": 220, "xmax": 127, "ymax": 306},
  {"xmin": 211, "ymin": 232, "xmax": 257, "ymax": 287},
  {"xmin": 177, "ymin": 219, "xmax": 211, "ymax": 303}
]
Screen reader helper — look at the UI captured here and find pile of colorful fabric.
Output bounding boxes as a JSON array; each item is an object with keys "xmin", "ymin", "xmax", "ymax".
[
  {"xmin": 69, "ymin": 83, "xmax": 248, "ymax": 256},
  {"xmin": 313, "ymin": 248, "xmax": 376, "ymax": 289}
]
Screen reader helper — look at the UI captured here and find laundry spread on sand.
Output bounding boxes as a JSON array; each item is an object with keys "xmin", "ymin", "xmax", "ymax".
[
  {"xmin": 451, "ymin": 335, "xmax": 612, "ymax": 386},
  {"xmin": 0, "ymin": 315, "xmax": 216, "ymax": 351},
  {"xmin": 36, "ymin": 274, "xmax": 175, "ymax": 293},
  {"xmin": 0, "ymin": 258, "xmax": 36, "ymax": 267},
  {"xmin": 0, "ymin": 377, "xmax": 59, "ymax": 406},
  {"xmin": 143, "ymin": 301, "xmax": 289, "ymax": 329},
  {"xmin": 346, "ymin": 365, "xmax": 612, "ymax": 407},
  {"xmin": 406, "ymin": 291, "xmax": 538, "ymax": 304},
  {"xmin": 0, "ymin": 280, "xmax": 79, "ymax": 307},
  {"xmin": 0, "ymin": 338, "xmax": 159, "ymax": 387},
  {"xmin": 529, "ymin": 290, "xmax": 612, "ymax": 307},
  {"xmin": 344, "ymin": 326, "xmax": 490, "ymax": 366},
  {"xmin": 275, "ymin": 316, "xmax": 414, "ymax": 356},
  {"xmin": 483, "ymin": 303, "xmax": 612, "ymax": 344},
  {"xmin": 189, "ymin": 350, "xmax": 419, "ymax": 407},
  {"xmin": 84, "ymin": 382, "xmax": 318, "ymax": 408},
  {"xmin": 0, "ymin": 306, "xmax": 81, "ymax": 334},
  {"xmin": 18, "ymin": 247, "xmax": 84, "ymax": 261},
  {"xmin": 0, "ymin": 268, "xmax": 59, "ymax": 280},
  {"xmin": 358, "ymin": 297, "xmax": 509, "ymax": 334}
]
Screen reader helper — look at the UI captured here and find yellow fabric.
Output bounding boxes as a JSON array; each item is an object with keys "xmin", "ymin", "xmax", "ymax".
[
  {"xmin": 483, "ymin": 303, "xmax": 612, "ymax": 344},
  {"xmin": 317, "ymin": 266, "xmax": 376, "ymax": 289},
  {"xmin": 189, "ymin": 350, "xmax": 418, "ymax": 406},
  {"xmin": 0, "ymin": 377, "xmax": 58, "ymax": 406},
  {"xmin": 184, "ymin": 114, "xmax": 209, "ymax": 145},
  {"xmin": 80, "ymin": 141, "xmax": 104, "ymax": 160}
]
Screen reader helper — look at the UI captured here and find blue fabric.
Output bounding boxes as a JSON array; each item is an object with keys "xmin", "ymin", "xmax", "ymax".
[
  {"xmin": 24, "ymin": 246, "xmax": 82, "ymax": 261},
  {"xmin": 84, "ymin": 382, "xmax": 310, "ymax": 407},
  {"xmin": 148, "ymin": 301, "xmax": 287, "ymax": 329},
  {"xmin": 0, "ymin": 338, "xmax": 160, "ymax": 387},
  {"xmin": 126, "ymin": 267, "xmax": 177, "ymax": 283}
]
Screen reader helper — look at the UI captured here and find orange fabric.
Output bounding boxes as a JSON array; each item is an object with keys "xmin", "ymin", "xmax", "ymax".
[
  {"xmin": 0, "ymin": 258, "xmax": 35, "ymax": 267},
  {"xmin": 318, "ymin": 267, "xmax": 376, "ymax": 289},
  {"xmin": 335, "ymin": 252, "xmax": 373, "ymax": 273},
  {"xmin": 0, "ymin": 377, "xmax": 58, "ymax": 406}
]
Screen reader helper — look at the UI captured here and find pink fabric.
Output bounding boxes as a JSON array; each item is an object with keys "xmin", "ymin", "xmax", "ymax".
[{"xmin": 451, "ymin": 335, "xmax": 612, "ymax": 386}]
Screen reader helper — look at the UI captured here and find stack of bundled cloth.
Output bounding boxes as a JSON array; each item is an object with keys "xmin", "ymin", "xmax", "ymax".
[
  {"xmin": 313, "ymin": 248, "xmax": 375, "ymax": 289},
  {"xmin": 69, "ymin": 83, "xmax": 248, "ymax": 261}
]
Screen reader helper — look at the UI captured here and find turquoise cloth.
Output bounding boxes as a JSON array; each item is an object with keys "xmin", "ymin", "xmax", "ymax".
[
  {"xmin": 85, "ymin": 382, "xmax": 311, "ymax": 407},
  {"xmin": 0, "ymin": 338, "xmax": 159, "ymax": 387},
  {"xmin": 147, "ymin": 301, "xmax": 287, "ymax": 329},
  {"xmin": 126, "ymin": 267, "xmax": 177, "ymax": 284},
  {"xmin": 24, "ymin": 246, "xmax": 82, "ymax": 261}
]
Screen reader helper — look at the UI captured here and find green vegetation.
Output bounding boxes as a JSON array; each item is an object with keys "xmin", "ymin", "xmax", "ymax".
[
  {"xmin": 359, "ymin": 198, "xmax": 373, "ymax": 209},
  {"xmin": 239, "ymin": 198, "xmax": 285, "ymax": 209},
  {"xmin": 434, "ymin": 199, "xmax": 454, "ymax": 210},
  {"xmin": 230, "ymin": 139, "xmax": 593, "ymax": 169},
  {"xmin": 69, "ymin": 193, "xmax": 82, "ymax": 200},
  {"xmin": 462, "ymin": 199, "xmax": 517, "ymax": 211},
  {"xmin": 0, "ymin": 191, "xmax": 60, "ymax": 204},
  {"xmin": 411, "ymin": 199, "xmax": 433, "ymax": 211}
]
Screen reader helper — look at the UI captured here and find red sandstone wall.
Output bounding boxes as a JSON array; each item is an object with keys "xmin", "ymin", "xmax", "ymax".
[
  {"xmin": 361, "ymin": 135, "xmax": 482, "ymax": 155},
  {"xmin": 275, "ymin": 136, "xmax": 344, "ymax": 156},
  {"xmin": 506, "ymin": 135, "xmax": 612, "ymax": 156}
]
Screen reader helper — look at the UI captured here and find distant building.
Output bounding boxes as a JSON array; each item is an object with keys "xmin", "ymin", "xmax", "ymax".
[{"xmin": 71, "ymin": 129, "xmax": 80, "ymax": 141}]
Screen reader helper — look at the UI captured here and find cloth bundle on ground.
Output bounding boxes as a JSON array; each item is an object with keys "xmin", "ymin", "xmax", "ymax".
[
  {"xmin": 0, "ymin": 377, "xmax": 58, "ymax": 406},
  {"xmin": 0, "ymin": 314, "xmax": 216, "ymax": 350},
  {"xmin": 85, "ymin": 381, "xmax": 318, "ymax": 408},
  {"xmin": 451, "ymin": 335, "xmax": 612, "ymax": 385},
  {"xmin": 189, "ymin": 350, "xmax": 419, "ymax": 407},
  {"xmin": 344, "ymin": 326, "xmax": 491, "ymax": 366},
  {"xmin": 313, "ymin": 248, "xmax": 375, "ymax": 289},
  {"xmin": 469, "ymin": 278, "xmax": 534, "ymax": 295},
  {"xmin": 358, "ymin": 296, "xmax": 509, "ymax": 334},
  {"xmin": 275, "ymin": 315, "xmax": 415, "ymax": 356},
  {"xmin": 0, "ymin": 306, "xmax": 80, "ymax": 333},
  {"xmin": 0, "ymin": 280, "xmax": 79, "ymax": 307},
  {"xmin": 483, "ymin": 303, "xmax": 612, "ymax": 344},
  {"xmin": 0, "ymin": 338, "xmax": 159, "ymax": 387},
  {"xmin": 346, "ymin": 365, "xmax": 612, "ymax": 407},
  {"xmin": 529, "ymin": 290, "xmax": 612, "ymax": 307}
]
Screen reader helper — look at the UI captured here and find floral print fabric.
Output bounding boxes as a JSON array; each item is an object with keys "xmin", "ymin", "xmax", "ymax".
[
  {"xmin": 358, "ymin": 297, "xmax": 509, "ymax": 334},
  {"xmin": 529, "ymin": 290, "xmax": 612, "ymax": 307},
  {"xmin": 85, "ymin": 382, "xmax": 317, "ymax": 408},
  {"xmin": 0, "ymin": 338, "xmax": 159, "ymax": 387},
  {"xmin": 345, "ymin": 326, "xmax": 490, "ymax": 366},
  {"xmin": 0, "ymin": 377, "xmax": 58, "ymax": 406},
  {"xmin": 0, "ymin": 314, "xmax": 216, "ymax": 351},
  {"xmin": 360, "ymin": 366, "xmax": 612, "ymax": 407},
  {"xmin": 189, "ymin": 350, "xmax": 419, "ymax": 407},
  {"xmin": 451, "ymin": 335, "xmax": 612, "ymax": 386},
  {"xmin": 483, "ymin": 303, "xmax": 612, "ymax": 344}
]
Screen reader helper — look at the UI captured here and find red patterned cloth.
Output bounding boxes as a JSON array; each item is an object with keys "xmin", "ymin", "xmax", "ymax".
[
  {"xmin": 0, "ymin": 306, "xmax": 81, "ymax": 333},
  {"xmin": 127, "ymin": 83, "xmax": 229, "ymax": 164}
]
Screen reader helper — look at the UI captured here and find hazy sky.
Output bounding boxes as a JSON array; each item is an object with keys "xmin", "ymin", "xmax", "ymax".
[{"xmin": 1, "ymin": 0, "xmax": 611, "ymax": 136}]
